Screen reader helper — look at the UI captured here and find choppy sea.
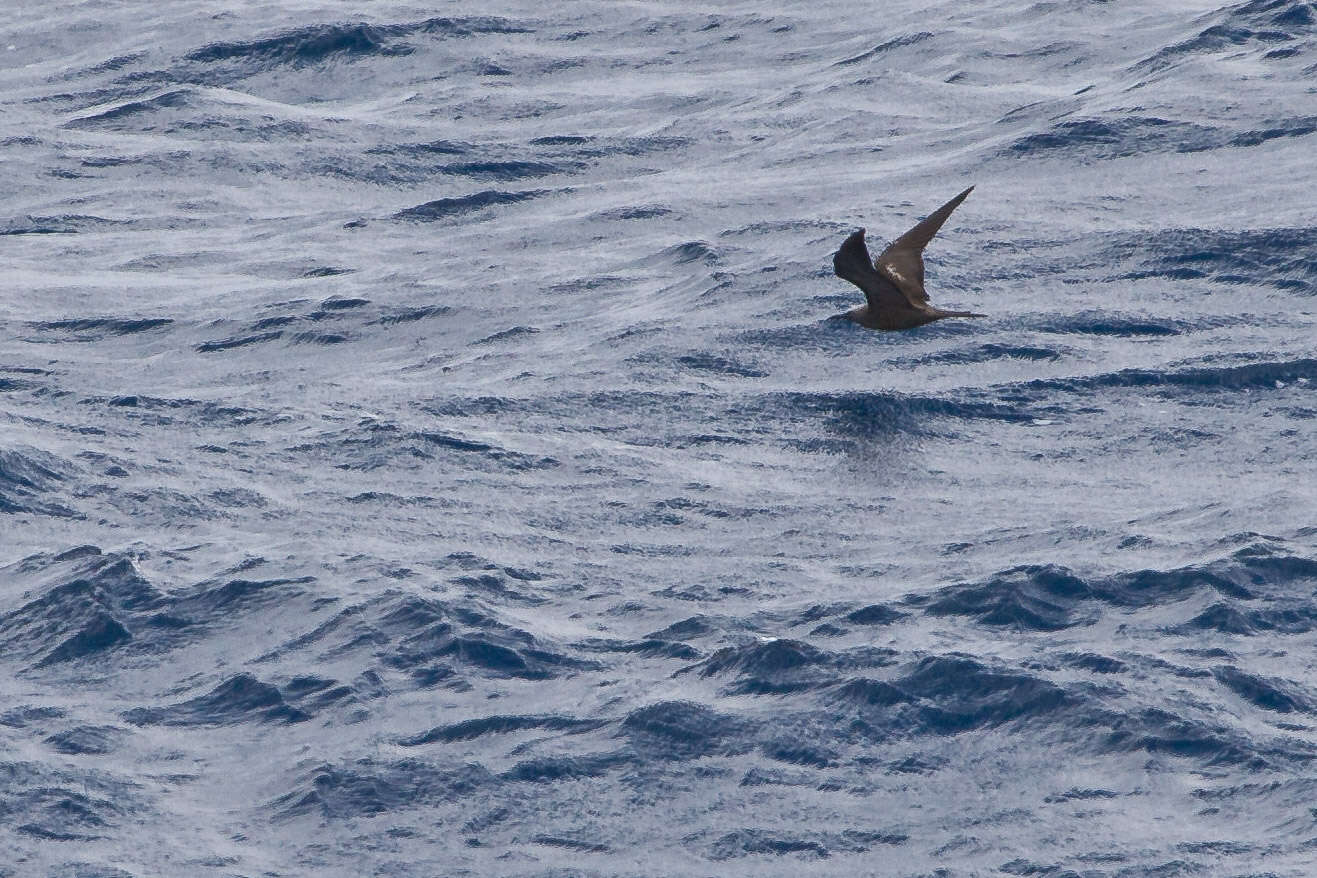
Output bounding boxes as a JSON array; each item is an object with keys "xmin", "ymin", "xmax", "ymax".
[{"xmin": 3, "ymin": 1, "xmax": 1317, "ymax": 875}]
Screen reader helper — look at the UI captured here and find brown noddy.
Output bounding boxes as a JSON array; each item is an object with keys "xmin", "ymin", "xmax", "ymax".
[{"xmin": 832, "ymin": 186, "xmax": 983, "ymax": 330}]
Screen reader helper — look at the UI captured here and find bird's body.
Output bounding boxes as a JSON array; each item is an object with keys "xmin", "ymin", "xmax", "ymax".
[{"xmin": 832, "ymin": 186, "xmax": 982, "ymax": 330}]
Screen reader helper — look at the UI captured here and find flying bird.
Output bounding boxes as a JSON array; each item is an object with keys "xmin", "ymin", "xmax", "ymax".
[{"xmin": 832, "ymin": 186, "xmax": 983, "ymax": 330}]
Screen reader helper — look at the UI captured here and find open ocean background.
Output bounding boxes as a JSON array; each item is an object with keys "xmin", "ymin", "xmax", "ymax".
[{"xmin": 3, "ymin": 1, "xmax": 1316, "ymax": 875}]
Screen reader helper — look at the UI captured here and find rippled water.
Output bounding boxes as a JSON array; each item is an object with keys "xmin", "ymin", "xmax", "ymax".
[{"xmin": 3, "ymin": 1, "xmax": 1316, "ymax": 875}]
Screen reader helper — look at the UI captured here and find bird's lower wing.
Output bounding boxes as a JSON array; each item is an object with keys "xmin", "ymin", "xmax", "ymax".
[{"xmin": 833, "ymin": 229, "xmax": 909, "ymax": 312}]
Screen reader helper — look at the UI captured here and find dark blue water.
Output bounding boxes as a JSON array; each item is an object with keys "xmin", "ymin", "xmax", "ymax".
[{"xmin": 3, "ymin": 1, "xmax": 1316, "ymax": 875}]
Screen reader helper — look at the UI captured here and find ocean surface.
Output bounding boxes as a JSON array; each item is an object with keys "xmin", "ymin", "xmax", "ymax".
[{"xmin": 2, "ymin": 1, "xmax": 1316, "ymax": 875}]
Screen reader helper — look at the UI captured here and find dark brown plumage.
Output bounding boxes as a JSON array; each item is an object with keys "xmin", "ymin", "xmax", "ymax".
[{"xmin": 832, "ymin": 186, "xmax": 983, "ymax": 330}]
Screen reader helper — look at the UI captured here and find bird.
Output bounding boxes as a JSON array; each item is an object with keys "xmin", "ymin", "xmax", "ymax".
[{"xmin": 832, "ymin": 186, "xmax": 983, "ymax": 330}]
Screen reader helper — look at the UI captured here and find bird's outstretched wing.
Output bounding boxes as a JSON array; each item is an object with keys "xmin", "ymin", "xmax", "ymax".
[
  {"xmin": 875, "ymin": 185, "xmax": 974, "ymax": 305},
  {"xmin": 832, "ymin": 228, "xmax": 910, "ymax": 313}
]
